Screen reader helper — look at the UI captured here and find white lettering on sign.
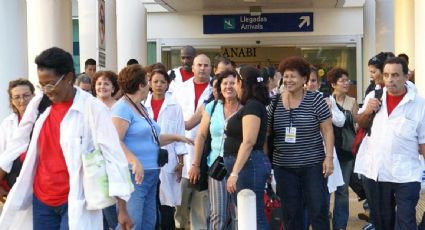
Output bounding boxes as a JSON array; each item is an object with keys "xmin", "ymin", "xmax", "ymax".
[{"xmin": 239, "ymin": 15, "xmax": 267, "ymax": 31}]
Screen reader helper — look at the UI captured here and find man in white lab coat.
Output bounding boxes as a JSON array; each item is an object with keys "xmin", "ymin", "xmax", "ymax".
[
  {"xmin": 173, "ymin": 54, "xmax": 212, "ymax": 230},
  {"xmin": 354, "ymin": 57, "xmax": 425, "ymax": 230}
]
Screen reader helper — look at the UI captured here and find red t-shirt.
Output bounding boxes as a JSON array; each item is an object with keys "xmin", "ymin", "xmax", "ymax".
[
  {"xmin": 194, "ymin": 81, "xmax": 209, "ymax": 109},
  {"xmin": 180, "ymin": 68, "xmax": 193, "ymax": 82},
  {"xmin": 34, "ymin": 100, "xmax": 73, "ymax": 206},
  {"xmin": 387, "ymin": 92, "xmax": 406, "ymax": 116},
  {"xmin": 151, "ymin": 98, "xmax": 165, "ymax": 121}
]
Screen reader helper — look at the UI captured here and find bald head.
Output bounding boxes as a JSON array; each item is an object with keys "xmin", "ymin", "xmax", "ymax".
[
  {"xmin": 192, "ymin": 54, "xmax": 211, "ymax": 83},
  {"xmin": 180, "ymin": 46, "xmax": 196, "ymax": 71}
]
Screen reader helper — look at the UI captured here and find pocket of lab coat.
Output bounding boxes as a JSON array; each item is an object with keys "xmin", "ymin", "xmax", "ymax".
[{"xmin": 392, "ymin": 117, "xmax": 418, "ymax": 141}]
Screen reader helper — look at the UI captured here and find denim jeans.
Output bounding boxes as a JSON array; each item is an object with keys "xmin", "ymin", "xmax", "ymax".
[
  {"xmin": 224, "ymin": 150, "xmax": 271, "ymax": 230},
  {"xmin": 33, "ymin": 194, "xmax": 69, "ymax": 230},
  {"xmin": 362, "ymin": 175, "xmax": 378, "ymax": 227},
  {"xmin": 274, "ymin": 163, "xmax": 330, "ymax": 230},
  {"xmin": 123, "ymin": 169, "xmax": 160, "ymax": 230},
  {"xmin": 103, "ymin": 204, "xmax": 118, "ymax": 230},
  {"xmin": 333, "ymin": 159, "xmax": 354, "ymax": 229}
]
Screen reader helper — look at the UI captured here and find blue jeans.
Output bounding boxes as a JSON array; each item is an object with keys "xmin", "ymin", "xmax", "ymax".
[
  {"xmin": 124, "ymin": 169, "xmax": 160, "ymax": 230},
  {"xmin": 274, "ymin": 163, "xmax": 330, "ymax": 230},
  {"xmin": 224, "ymin": 150, "xmax": 271, "ymax": 230},
  {"xmin": 333, "ymin": 159, "xmax": 354, "ymax": 229},
  {"xmin": 33, "ymin": 194, "xmax": 69, "ymax": 230},
  {"xmin": 103, "ymin": 204, "xmax": 118, "ymax": 230}
]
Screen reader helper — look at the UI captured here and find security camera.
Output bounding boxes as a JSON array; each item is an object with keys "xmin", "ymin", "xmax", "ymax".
[{"xmin": 256, "ymin": 40, "xmax": 261, "ymax": 44}]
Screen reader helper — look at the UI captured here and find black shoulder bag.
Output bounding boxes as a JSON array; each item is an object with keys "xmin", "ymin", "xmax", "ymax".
[
  {"xmin": 192, "ymin": 100, "xmax": 218, "ymax": 191},
  {"xmin": 125, "ymin": 95, "xmax": 168, "ymax": 167},
  {"xmin": 267, "ymin": 94, "xmax": 280, "ymax": 164}
]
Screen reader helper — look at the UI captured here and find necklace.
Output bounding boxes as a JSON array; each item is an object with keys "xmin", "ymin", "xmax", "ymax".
[{"xmin": 224, "ymin": 102, "xmax": 240, "ymax": 119}]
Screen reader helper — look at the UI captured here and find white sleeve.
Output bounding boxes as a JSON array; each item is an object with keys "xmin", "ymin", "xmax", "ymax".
[
  {"xmin": 330, "ymin": 96, "xmax": 346, "ymax": 128},
  {"xmin": 90, "ymin": 100, "xmax": 133, "ymax": 201},
  {"xmin": 358, "ymin": 91, "xmax": 375, "ymax": 115},
  {"xmin": 174, "ymin": 104, "xmax": 187, "ymax": 155}
]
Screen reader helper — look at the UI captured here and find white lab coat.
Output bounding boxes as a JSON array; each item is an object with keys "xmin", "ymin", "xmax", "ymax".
[
  {"xmin": 168, "ymin": 67, "xmax": 193, "ymax": 94},
  {"xmin": 0, "ymin": 113, "xmax": 18, "ymax": 155},
  {"xmin": 0, "ymin": 88, "xmax": 133, "ymax": 230},
  {"xmin": 354, "ymin": 85, "xmax": 425, "ymax": 183},
  {"xmin": 144, "ymin": 93, "xmax": 186, "ymax": 206},
  {"xmin": 172, "ymin": 79, "xmax": 211, "ymax": 179}
]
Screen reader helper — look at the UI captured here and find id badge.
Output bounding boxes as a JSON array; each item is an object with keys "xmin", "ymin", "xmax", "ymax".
[{"xmin": 285, "ymin": 127, "xmax": 297, "ymax": 143}]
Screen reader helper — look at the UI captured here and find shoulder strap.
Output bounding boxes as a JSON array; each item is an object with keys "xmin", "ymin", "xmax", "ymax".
[
  {"xmin": 169, "ymin": 70, "xmax": 176, "ymax": 81},
  {"xmin": 374, "ymin": 88, "xmax": 383, "ymax": 100},
  {"xmin": 366, "ymin": 88, "xmax": 384, "ymax": 136},
  {"xmin": 270, "ymin": 94, "xmax": 280, "ymax": 131}
]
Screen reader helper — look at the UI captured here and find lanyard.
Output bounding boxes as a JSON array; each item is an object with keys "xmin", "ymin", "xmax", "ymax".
[{"xmin": 125, "ymin": 94, "xmax": 160, "ymax": 146}]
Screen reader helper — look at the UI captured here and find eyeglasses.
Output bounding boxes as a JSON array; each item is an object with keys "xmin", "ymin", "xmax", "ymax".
[
  {"xmin": 37, "ymin": 74, "xmax": 65, "ymax": 93},
  {"xmin": 11, "ymin": 94, "xmax": 33, "ymax": 102}
]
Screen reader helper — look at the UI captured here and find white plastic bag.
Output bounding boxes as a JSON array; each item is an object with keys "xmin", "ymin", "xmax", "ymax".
[{"xmin": 82, "ymin": 103, "xmax": 116, "ymax": 210}]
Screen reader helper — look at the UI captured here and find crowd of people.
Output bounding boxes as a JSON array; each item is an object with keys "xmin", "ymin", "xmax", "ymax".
[{"xmin": 0, "ymin": 45, "xmax": 423, "ymax": 230}]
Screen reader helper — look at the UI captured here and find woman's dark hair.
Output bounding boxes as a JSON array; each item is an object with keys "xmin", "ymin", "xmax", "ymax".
[
  {"xmin": 35, "ymin": 47, "xmax": 76, "ymax": 82},
  {"xmin": 92, "ymin": 71, "xmax": 120, "ymax": 97},
  {"xmin": 146, "ymin": 63, "xmax": 171, "ymax": 83},
  {"xmin": 278, "ymin": 56, "xmax": 311, "ymax": 82},
  {"xmin": 8, "ymin": 78, "xmax": 35, "ymax": 114},
  {"xmin": 215, "ymin": 69, "xmax": 238, "ymax": 101},
  {"xmin": 368, "ymin": 52, "xmax": 395, "ymax": 72},
  {"xmin": 260, "ymin": 66, "xmax": 276, "ymax": 83},
  {"xmin": 326, "ymin": 67, "xmax": 349, "ymax": 90},
  {"xmin": 118, "ymin": 64, "xmax": 147, "ymax": 94},
  {"xmin": 238, "ymin": 66, "xmax": 270, "ymax": 105}
]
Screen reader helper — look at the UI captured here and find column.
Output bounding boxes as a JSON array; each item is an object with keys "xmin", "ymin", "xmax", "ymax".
[
  {"xmin": 0, "ymin": 0, "xmax": 28, "ymax": 120},
  {"xmin": 77, "ymin": 0, "xmax": 98, "ymax": 71},
  {"xmin": 105, "ymin": 0, "xmax": 117, "ymax": 71},
  {"xmin": 26, "ymin": 0, "xmax": 73, "ymax": 83},
  {"xmin": 116, "ymin": 0, "xmax": 147, "ymax": 71},
  {"xmin": 394, "ymin": 0, "xmax": 414, "ymax": 69},
  {"xmin": 375, "ymin": 0, "xmax": 395, "ymax": 53},
  {"xmin": 362, "ymin": 0, "xmax": 376, "ymax": 99},
  {"xmin": 415, "ymin": 0, "xmax": 424, "ymax": 95}
]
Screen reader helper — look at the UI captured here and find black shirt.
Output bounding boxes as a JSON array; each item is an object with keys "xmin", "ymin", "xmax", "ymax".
[{"xmin": 223, "ymin": 99, "xmax": 267, "ymax": 156}]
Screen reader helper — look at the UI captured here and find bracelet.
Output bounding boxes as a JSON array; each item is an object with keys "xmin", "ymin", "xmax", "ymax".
[
  {"xmin": 192, "ymin": 163, "xmax": 200, "ymax": 167},
  {"xmin": 230, "ymin": 173, "xmax": 238, "ymax": 178},
  {"xmin": 177, "ymin": 162, "xmax": 184, "ymax": 166}
]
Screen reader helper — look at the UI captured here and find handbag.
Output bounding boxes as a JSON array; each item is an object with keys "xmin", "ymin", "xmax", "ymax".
[
  {"xmin": 191, "ymin": 100, "xmax": 218, "ymax": 191},
  {"xmin": 82, "ymin": 101, "xmax": 117, "ymax": 210},
  {"xmin": 125, "ymin": 95, "xmax": 168, "ymax": 167},
  {"xmin": 208, "ymin": 156, "xmax": 227, "ymax": 181},
  {"xmin": 333, "ymin": 99, "xmax": 356, "ymax": 161}
]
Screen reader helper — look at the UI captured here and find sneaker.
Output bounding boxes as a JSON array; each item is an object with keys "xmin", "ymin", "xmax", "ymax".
[{"xmin": 362, "ymin": 223, "xmax": 375, "ymax": 230}]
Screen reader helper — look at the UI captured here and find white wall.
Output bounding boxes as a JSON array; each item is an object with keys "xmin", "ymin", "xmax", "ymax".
[{"xmin": 147, "ymin": 8, "xmax": 363, "ymax": 39}]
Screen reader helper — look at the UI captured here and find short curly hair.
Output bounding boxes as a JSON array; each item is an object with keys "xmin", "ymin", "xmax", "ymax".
[
  {"xmin": 92, "ymin": 71, "xmax": 120, "ymax": 97},
  {"xmin": 326, "ymin": 67, "xmax": 349, "ymax": 90},
  {"xmin": 215, "ymin": 69, "xmax": 238, "ymax": 101},
  {"xmin": 278, "ymin": 56, "xmax": 311, "ymax": 81},
  {"xmin": 118, "ymin": 64, "xmax": 147, "ymax": 94}
]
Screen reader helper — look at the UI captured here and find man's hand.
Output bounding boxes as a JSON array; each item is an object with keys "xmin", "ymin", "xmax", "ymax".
[{"xmin": 364, "ymin": 98, "xmax": 381, "ymax": 115}]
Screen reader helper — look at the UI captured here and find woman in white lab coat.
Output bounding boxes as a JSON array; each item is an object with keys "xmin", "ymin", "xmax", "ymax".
[
  {"xmin": 0, "ymin": 47, "xmax": 133, "ymax": 230},
  {"xmin": 144, "ymin": 65, "xmax": 186, "ymax": 229}
]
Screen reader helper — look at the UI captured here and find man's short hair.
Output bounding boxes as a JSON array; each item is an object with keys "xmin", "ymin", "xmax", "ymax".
[
  {"xmin": 127, "ymin": 59, "xmax": 139, "ymax": 66},
  {"xmin": 213, "ymin": 55, "xmax": 231, "ymax": 69},
  {"xmin": 76, "ymin": 74, "xmax": 92, "ymax": 85},
  {"xmin": 35, "ymin": 47, "xmax": 75, "ymax": 80},
  {"xmin": 397, "ymin": 53, "xmax": 409, "ymax": 65},
  {"xmin": 85, "ymin": 58, "xmax": 96, "ymax": 68},
  {"xmin": 384, "ymin": 57, "xmax": 409, "ymax": 75}
]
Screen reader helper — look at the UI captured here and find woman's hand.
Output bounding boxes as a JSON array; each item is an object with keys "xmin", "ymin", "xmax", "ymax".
[
  {"xmin": 178, "ymin": 135, "xmax": 194, "ymax": 145},
  {"xmin": 117, "ymin": 198, "xmax": 133, "ymax": 230},
  {"xmin": 129, "ymin": 157, "xmax": 144, "ymax": 184},
  {"xmin": 188, "ymin": 165, "xmax": 200, "ymax": 184},
  {"xmin": 322, "ymin": 156, "xmax": 334, "ymax": 177},
  {"xmin": 227, "ymin": 174, "xmax": 238, "ymax": 193}
]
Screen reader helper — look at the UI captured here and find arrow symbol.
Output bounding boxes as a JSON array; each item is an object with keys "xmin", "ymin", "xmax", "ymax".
[{"xmin": 298, "ymin": 16, "xmax": 311, "ymax": 28}]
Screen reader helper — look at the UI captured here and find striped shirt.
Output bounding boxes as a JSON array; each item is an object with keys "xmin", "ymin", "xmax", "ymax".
[{"xmin": 267, "ymin": 91, "xmax": 331, "ymax": 168}]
